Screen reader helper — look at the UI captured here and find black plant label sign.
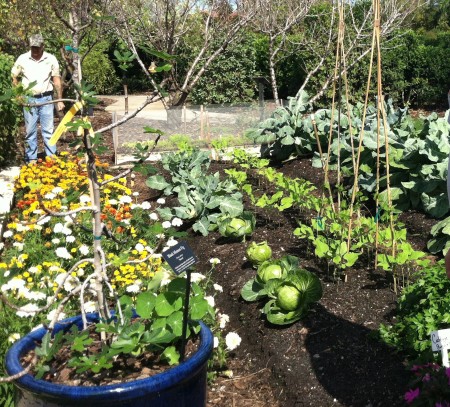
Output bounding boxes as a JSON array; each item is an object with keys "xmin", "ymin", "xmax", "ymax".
[{"xmin": 162, "ymin": 241, "xmax": 197, "ymax": 275}]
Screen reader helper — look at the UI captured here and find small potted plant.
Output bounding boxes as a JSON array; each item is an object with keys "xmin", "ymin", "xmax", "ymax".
[{"xmin": 1, "ymin": 88, "xmax": 215, "ymax": 406}]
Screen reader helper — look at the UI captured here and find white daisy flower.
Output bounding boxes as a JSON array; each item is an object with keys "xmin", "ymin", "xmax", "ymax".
[
  {"xmin": 55, "ymin": 247, "xmax": 72, "ymax": 260},
  {"xmin": 47, "ymin": 309, "xmax": 66, "ymax": 322},
  {"xmin": 79, "ymin": 245, "xmax": 90, "ymax": 256},
  {"xmin": 16, "ymin": 224, "xmax": 29, "ymax": 232},
  {"xmin": 135, "ymin": 243, "xmax": 145, "ymax": 253},
  {"xmin": 190, "ymin": 273, "xmax": 206, "ymax": 283},
  {"xmin": 162, "ymin": 221, "xmax": 172, "ymax": 229},
  {"xmin": 52, "ymin": 238, "xmax": 61, "ymax": 245},
  {"xmin": 66, "ymin": 236, "xmax": 76, "ymax": 243},
  {"xmin": 171, "ymin": 217, "xmax": 183, "ymax": 227},
  {"xmin": 16, "ymin": 303, "xmax": 40, "ymax": 318},
  {"xmin": 205, "ymin": 296, "xmax": 215, "ymax": 308},
  {"xmin": 44, "ymin": 192, "xmax": 56, "ymax": 200},
  {"xmin": 213, "ymin": 337, "xmax": 219, "ymax": 349},
  {"xmin": 157, "ymin": 198, "xmax": 166, "ymax": 205},
  {"xmin": 141, "ymin": 201, "xmax": 151, "ymax": 210},
  {"xmin": 150, "ymin": 213, "xmax": 159, "ymax": 221},
  {"xmin": 219, "ymin": 313, "xmax": 230, "ymax": 329},
  {"xmin": 83, "ymin": 301, "xmax": 97, "ymax": 313},
  {"xmin": 209, "ymin": 258, "xmax": 221, "ymax": 265},
  {"xmin": 108, "ymin": 199, "xmax": 118, "ymax": 205},
  {"xmin": 79, "ymin": 195, "xmax": 91, "ymax": 204},
  {"xmin": 166, "ymin": 238, "xmax": 178, "ymax": 247},
  {"xmin": 61, "ymin": 227, "xmax": 72, "ymax": 236},
  {"xmin": 52, "ymin": 187, "xmax": 64, "ymax": 194},
  {"xmin": 214, "ymin": 284, "xmax": 223, "ymax": 293},
  {"xmin": 37, "ymin": 216, "xmax": 51, "ymax": 225},
  {"xmin": 119, "ymin": 195, "xmax": 132, "ymax": 204},
  {"xmin": 126, "ymin": 283, "xmax": 141, "ymax": 293},
  {"xmin": 3, "ymin": 230, "xmax": 13, "ymax": 238},
  {"xmin": 53, "ymin": 223, "xmax": 64, "ymax": 234},
  {"xmin": 13, "ymin": 242, "xmax": 24, "ymax": 251},
  {"xmin": 225, "ymin": 332, "xmax": 242, "ymax": 351}
]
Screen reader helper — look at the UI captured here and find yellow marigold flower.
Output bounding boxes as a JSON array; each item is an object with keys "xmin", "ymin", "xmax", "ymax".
[
  {"xmin": 27, "ymin": 278, "xmax": 33, "ymax": 283},
  {"xmin": 23, "ymin": 272, "xmax": 30, "ymax": 278}
]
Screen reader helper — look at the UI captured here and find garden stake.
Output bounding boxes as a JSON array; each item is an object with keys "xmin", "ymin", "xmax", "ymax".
[
  {"xmin": 180, "ymin": 268, "xmax": 192, "ymax": 362},
  {"xmin": 346, "ymin": 0, "xmax": 377, "ymax": 262}
]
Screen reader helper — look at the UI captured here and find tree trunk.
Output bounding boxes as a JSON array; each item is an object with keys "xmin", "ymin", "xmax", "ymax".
[{"xmin": 268, "ymin": 37, "xmax": 280, "ymax": 106}]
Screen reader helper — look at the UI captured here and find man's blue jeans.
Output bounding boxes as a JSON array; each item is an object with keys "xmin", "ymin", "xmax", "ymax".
[{"xmin": 23, "ymin": 95, "xmax": 56, "ymax": 162}]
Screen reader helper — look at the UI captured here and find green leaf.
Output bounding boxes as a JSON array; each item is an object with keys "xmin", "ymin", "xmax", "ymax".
[
  {"xmin": 190, "ymin": 295, "xmax": 209, "ymax": 320},
  {"xmin": 240, "ymin": 278, "xmax": 266, "ymax": 301},
  {"xmin": 161, "ymin": 346, "xmax": 180, "ymax": 365},
  {"xmin": 136, "ymin": 291, "xmax": 156, "ymax": 318},
  {"xmin": 146, "ymin": 175, "xmax": 171, "ymax": 190}
]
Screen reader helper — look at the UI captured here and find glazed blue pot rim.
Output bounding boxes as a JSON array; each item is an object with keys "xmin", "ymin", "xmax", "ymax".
[{"xmin": 5, "ymin": 313, "xmax": 213, "ymax": 401}]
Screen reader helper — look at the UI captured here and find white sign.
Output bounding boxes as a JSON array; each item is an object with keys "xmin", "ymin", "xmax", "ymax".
[
  {"xmin": 430, "ymin": 329, "xmax": 450, "ymax": 367},
  {"xmin": 431, "ymin": 329, "xmax": 450, "ymax": 351}
]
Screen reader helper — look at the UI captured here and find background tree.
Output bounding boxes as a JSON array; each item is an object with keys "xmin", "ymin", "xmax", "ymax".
[{"xmin": 110, "ymin": 0, "xmax": 256, "ymax": 107}]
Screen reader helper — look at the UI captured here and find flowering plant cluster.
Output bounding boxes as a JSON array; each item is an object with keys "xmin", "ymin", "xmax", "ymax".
[
  {"xmin": 405, "ymin": 362, "xmax": 450, "ymax": 406},
  {"xmin": 0, "ymin": 147, "xmax": 242, "ymax": 380}
]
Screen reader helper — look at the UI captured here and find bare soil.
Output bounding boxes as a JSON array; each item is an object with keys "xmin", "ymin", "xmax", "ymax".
[{"xmin": 37, "ymin": 99, "xmax": 439, "ymax": 406}]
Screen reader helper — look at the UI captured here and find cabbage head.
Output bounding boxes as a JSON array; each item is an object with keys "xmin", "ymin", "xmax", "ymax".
[{"xmin": 246, "ymin": 241, "xmax": 272, "ymax": 266}]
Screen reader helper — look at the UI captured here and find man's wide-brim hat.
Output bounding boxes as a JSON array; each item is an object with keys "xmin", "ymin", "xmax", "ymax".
[{"xmin": 29, "ymin": 34, "xmax": 44, "ymax": 47}]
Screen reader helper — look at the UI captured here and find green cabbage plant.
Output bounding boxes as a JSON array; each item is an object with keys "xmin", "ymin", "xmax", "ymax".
[
  {"xmin": 246, "ymin": 241, "xmax": 272, "ymax": 266},
  {"xmin": 217, "ymin": 211, "xmax": 255, "ymax": 241},
  {"xmin": 241, "ymin": 255, "xmax": 322, "ymax": 325}
]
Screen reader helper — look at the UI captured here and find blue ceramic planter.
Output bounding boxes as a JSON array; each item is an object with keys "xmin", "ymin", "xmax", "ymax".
[{"xmin": 5, "ymin": 314, "xmax": 213, "ymax": 407}]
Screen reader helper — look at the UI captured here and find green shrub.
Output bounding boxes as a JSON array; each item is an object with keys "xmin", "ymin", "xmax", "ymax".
[
  {"xmin": 0, "ymin": 52, "xmax": 21, "ymax": 167},
  {"xmin": 379, "ymin": 263, "xmax": 450, "ymax": 361},
  {"xmin": 82, "ymin": 42, "xmax": 121, "ymax": 95},
  {"xmin": 190, "ymin": 36, "xmax": 256, "ymax": 105}
]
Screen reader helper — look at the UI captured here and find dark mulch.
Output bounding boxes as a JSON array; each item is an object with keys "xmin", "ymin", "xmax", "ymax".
[{"xmin": 45, "ymin": 100, "xmax": 439, "ymax": 406}]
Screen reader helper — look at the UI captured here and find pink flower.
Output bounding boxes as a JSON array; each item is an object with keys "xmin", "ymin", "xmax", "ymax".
[{"xmin": 405, "ymin": 388, "xmax": 420, "ymax": 404}]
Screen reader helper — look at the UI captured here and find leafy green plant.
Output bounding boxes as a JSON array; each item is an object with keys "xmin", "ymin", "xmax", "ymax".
[
  {"xmin": 217, "ymin": 211, "xmax": 256, "ymax": 241},
  {"xmin": 245, "ymin": 91, "xmax": 315, "ymax": 162},
  {"xmin": 147, "ymin": 149, "xmax": 245, "ymax": 235},
  {"xmin": 379, "ymin": 263, "xmax": 450, "ymax": 360},
  {"xmin": 246, "ymin": 241, "xmax": 272, "ymax": 267},
  {"xmin": 0, "ymin": 52, "xmax": 21, "ymax": 166},
  {"xmin": 241, "ymin": 255, "xmax": 322, "ymax": 325},
  {"xmin": 427, "ymin": 215, "xmax": 450, "ymax": 255}
]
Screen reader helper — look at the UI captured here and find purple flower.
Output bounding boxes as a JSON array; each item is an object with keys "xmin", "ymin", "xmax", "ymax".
[
  {"xmin": 405, "ymin": 388, "xmax": 420, "ymax": 404},
  {"xmin": 423, "ymin": 373, "xmax": 431, "ymax": 382}
]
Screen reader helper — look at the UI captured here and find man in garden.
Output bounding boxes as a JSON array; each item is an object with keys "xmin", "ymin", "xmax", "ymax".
[{"xmin": 11, "ymin": 34, "xmax": 64, "ymax": 163}]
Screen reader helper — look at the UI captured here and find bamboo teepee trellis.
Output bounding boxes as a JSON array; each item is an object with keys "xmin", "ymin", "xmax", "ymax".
[{"xmin": 319, "ymin": 0, "xmax": 396, "ymax": 282}]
